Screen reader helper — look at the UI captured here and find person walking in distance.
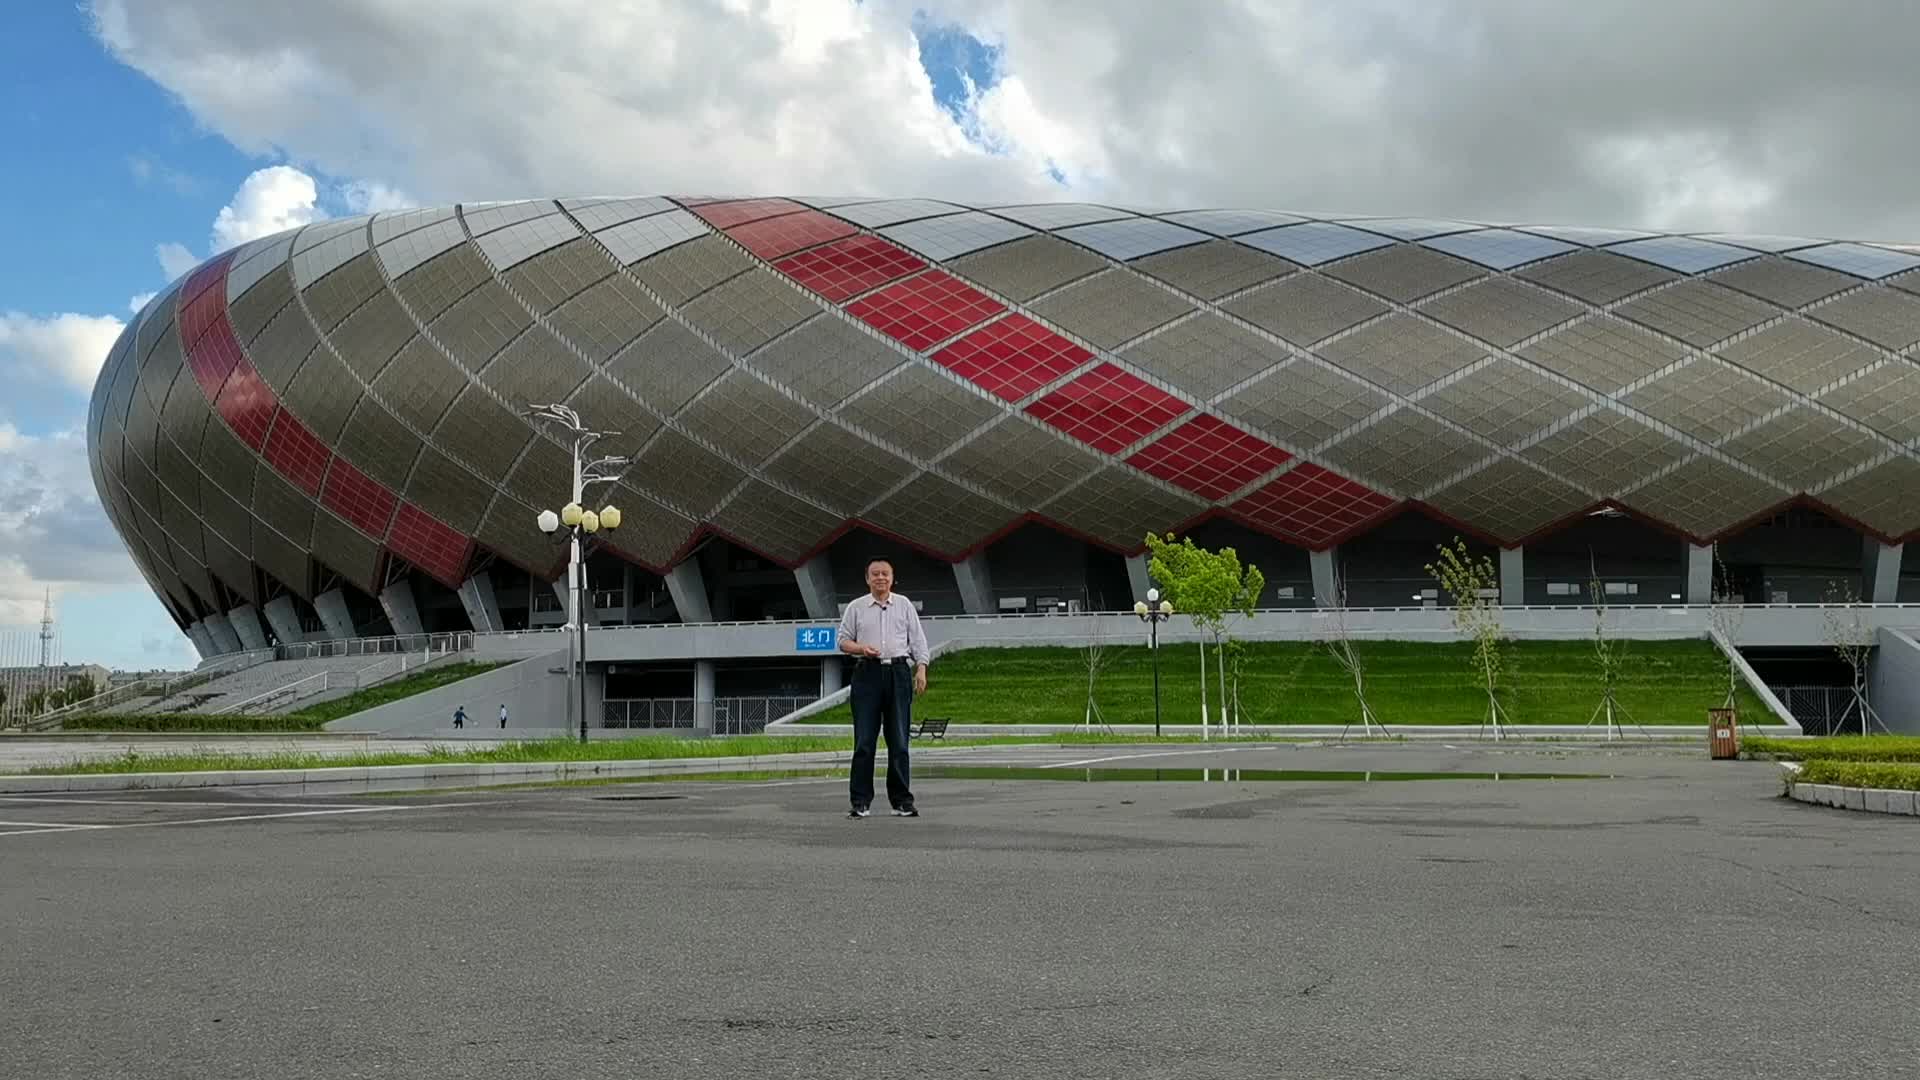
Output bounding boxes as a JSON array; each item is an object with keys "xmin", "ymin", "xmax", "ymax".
[
  {"xmin": 452, "ymin": 705, "xmax": 466, "ymax": 730},
  {"xmin": 498, "ymin": 703, "xmax": 508, "ymax": 730},
  {"xmin": 838, "ymin": 557, "xmax": 930, "ymax": 818}
]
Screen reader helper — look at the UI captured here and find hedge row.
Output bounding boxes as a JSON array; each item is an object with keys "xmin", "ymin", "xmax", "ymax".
[
  {"xmin": 1792, "ymin": 759, "xmax": 1920, "ymax": 792},
  {"xmin": 1743, "ymin": 734, "xmax": 1920, "ymax": 763},
  {"xmin": 57, "ymin": 713, "xmax": 330, "ymax": 733}
]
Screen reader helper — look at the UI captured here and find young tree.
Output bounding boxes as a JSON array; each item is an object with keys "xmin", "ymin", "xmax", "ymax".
[
  {"xmin": 1586, "ymin": 555, "xmax": 1640, "ymax": 739},
  {"xmin": 1145, "ymin": 532, "xmax": 1265, "ymax": 738},
  {"xmin": 1318, "ymin": 568, "xmax": 1388, "ymax": 739},
  {"xmin": 1080, "ymin": 614, "xmax": 1114, "ymax": 732},
  {"xmin": 1821, "ymin": 581, "xmax": 1887, "ymax": 736},
  {"xmin": 1426, "ymin": 537, "xmax": 1511, "ymax": 739},
  {"xmin": 1706, "ymin": 544, "xmax": 1745, "ymax": 714}
]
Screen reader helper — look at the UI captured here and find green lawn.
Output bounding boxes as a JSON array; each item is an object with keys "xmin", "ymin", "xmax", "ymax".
[
  {"xmin": 20, "ymin": 730, "xmax": 1308, "ymax": 777},
  {"xmin": 804, "ymin": 640, "xmax": 1773, "ymax": 726},
  {"xmin": 60, "ymin": 661, "xmax": 508, "ymax": 733}
]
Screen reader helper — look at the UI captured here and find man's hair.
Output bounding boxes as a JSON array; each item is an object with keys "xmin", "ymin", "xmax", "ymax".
[{"xmin": 865, "ymin": 556, "xmax": 895, "ymax": 574}]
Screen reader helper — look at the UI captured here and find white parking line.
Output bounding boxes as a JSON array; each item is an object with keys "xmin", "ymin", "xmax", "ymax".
[
  {"xmin": 1042, "ymin": 747, "xmax": 1263, "ymax": 769},
  {"xmin": 0, "ymin": 820, "xmax": 112, "ymax": 830},
  {"xmin": 0, "ymin": 805, "xmax": 423, "ymax": 839},
  {"xmin": 0, "ymin": 796, "xmax": 355, "ymax": 809}
]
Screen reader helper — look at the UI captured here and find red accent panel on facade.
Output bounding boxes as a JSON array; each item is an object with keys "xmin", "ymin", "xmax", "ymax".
[
  {"xmin": 321, "ymin": 458, "xmax": 399, "ymax": 539},
  {"xmin": 688, "ymin": 198, "xmax": 806, "ymax": 230},
  {"xmin": 185, "ymin": 314, "xmax": 245, "ymax": 398},
  {"xmin": 1232, "ymin": 463, "xmax": 1398, "ymax": 548},
  {"xmin": 773, "ymin": 235, "xmax": 927, "ymax": 303},
  {"xmin": 214, "ymin": 359, "xmax": 277, "ymax": 450},
  {"xmin": 181, "ymin": 253, "xmax": 231, "ymax": 304},
  {"xmin": 931, "ymin": 314, "xmax": 1093, "ymax": 402},
  {"xmin": 1126, "ymin": 414, "xmax": 1293, "ymax": 501},
  {"xmin": 388, "ymin": 503, "xmax": 472, "ymax": 588},
  {"xmin": 846, "ymin": 271, "xmax": 1005, "ymax": 353},
  {"xmin": 728, "ymin": 209, "xmax": 857, "ymax": 260},
  {"xmin": 1024, "ymin": 363, "xmax": 1190, "ymax": 455},
  {"xmin": 176, "ymin": 253, "xmax": 234, "ymax": 347},
  {"xmin": 262, "ymin": 412, "xmax": 333, "ymax": 497}
]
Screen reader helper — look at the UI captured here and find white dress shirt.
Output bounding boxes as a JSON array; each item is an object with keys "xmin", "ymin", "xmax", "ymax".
[{"xmin": 839, "ymin": 592, "xmax": 930, "ymax": 666}]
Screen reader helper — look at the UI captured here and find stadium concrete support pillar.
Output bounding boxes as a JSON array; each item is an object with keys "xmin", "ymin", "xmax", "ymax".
[
  {"xmin": 263, "ymin": 596, "xmax": 306, "ymax": 645},
  {"xmin": 185, "ymin": 621, "xmax": 215, "ymax": 660},
  {"xmin": 1499, "ymin": 547, "xmax": 1525, "ymax": 607},
  {"xmin": 313, "ymin": 589, "xmax": 355, "ymax": 640},
  {"xmin": 379, "ymin": 580, "xmax": 424, "ymax": 638},
  {"xmin": 953, "ymin": 551, "xmax": 994, "ymax": 615},
  {"xmin": 1126, "ymin": 553, "xmax": 1152, "ymax": 605},
  {"xmin": 1686, "ymin": 544, "xmax": 1715, "ymax": 605},
  {"xmin": 820, "ymin": 657, "xmax": 843, "ymax": 697},
  {"xmin": 693, "ymin": 659, "xmax": 716, "ymax": 737},
  {"xmin": 204, "ymin": 614, "xmax": 243, "ymax": 655},
  {"xmin": 794, "ymin": 554, "xmax": 837, "ymax": 620},
  {"xmin": 1310, "ymin": 548, "xmax": 1338, "ymax": 608},
  {"xmin": 1862, "ymin": 538, "xmax": 1905, "ymax": 604},
  {"xmin": 458, "ymin": 571, "xmax": 505, "ymax": 633},
  {"xmin": 665, "ymin": 559, "xmax": 713, "ymax": 624},
  {"xmin": 227, "ymin": 605, "xmax": 269, "ymax": 652}
]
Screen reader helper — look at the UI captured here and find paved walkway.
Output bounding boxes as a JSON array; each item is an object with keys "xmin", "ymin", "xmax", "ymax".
[{"xmin": 2, "ymin": 742, "xmax": 1911, "ymax": 1078}]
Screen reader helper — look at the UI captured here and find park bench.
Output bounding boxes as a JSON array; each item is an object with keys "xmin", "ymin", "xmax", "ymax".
[{"xmin": 911, "ymin": 716, "xmax": 950, "ymax": 741}]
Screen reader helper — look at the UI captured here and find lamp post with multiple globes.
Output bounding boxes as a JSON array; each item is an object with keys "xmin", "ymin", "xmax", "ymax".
[
  {"xmin": 527, "ymin": 404, "xmax": 629, "ymax": 744},
  {"xmin": 1133, "ymin": 588, "xmax": 1174, "ymax": 737}
]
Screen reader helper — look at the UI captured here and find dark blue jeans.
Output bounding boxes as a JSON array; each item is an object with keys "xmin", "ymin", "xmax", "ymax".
[{"xmin": 849, "ymin": 660, "xmax": 913, "ymax": 810}]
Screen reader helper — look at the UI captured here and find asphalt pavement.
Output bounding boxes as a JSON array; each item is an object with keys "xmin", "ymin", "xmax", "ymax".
[{"xmin": 2, "ymin": 742, "xmax": 1915, "ymax": 1079}]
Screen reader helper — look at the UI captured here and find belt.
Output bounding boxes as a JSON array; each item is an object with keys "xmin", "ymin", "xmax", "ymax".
[{"xmin": 859, "ymin": 656, "xmax": 901, "ymax": 665}]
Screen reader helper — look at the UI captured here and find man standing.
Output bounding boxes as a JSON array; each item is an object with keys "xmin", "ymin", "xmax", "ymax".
[
  {"xmin": 499, "ymin": 703, "xmax": 509, "ymax": 730},
  {"xmin": 837, "ymin": 557, "xmax": 929, "ymax": 818}
]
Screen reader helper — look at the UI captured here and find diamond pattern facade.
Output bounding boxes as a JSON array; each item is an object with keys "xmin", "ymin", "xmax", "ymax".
[{"xmin": 91, "ymin": 195, "xmax": 1920, "ymax": 642}]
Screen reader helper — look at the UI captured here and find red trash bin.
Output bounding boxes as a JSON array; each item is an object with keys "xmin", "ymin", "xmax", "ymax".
[{"xmin": 1707, "ymin": 707, "xmax": 1739, "ymax": 760}]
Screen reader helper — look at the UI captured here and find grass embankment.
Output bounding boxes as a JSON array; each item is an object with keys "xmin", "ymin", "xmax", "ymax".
[
  {"xmin": 59, "ymin": 662, "xmax": 507, "ymax": 733},
  {"xmin": 1747, "ymin": 734, "xmax": 1920, "ymax": 793},
  {"xmin": 804, "ymin": 640, "xmax": 1771, "ymax": 726},
  {"xmin": 16, "ymin": 730, "xmax": 1286, "ymax": 777}
]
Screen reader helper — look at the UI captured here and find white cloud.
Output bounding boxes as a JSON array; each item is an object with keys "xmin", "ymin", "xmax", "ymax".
[
  {"xmin": 0, "ymin": 426, "xmax": 150, "ymax": 624},
  {"xmin": 0, "ymin": 311, "xmax": 125, "ymax": 394},
  {"xmin": 338, "ymin": 179, "xmax": 416, "ymax": 214},
  {"xmin": 155, "ymin": 241, "xmax": 198, "ymax": 280},
  {"xmin": 210, "ymin": 164, "xmax": 322, "ymax": 251},
  {"xmin": 85, "ymin": 0, "xmax": 1920, "ymax": 239},
  {"xmin": 127, "ymin": 292, "xmax": 156, "ymax": 314}
]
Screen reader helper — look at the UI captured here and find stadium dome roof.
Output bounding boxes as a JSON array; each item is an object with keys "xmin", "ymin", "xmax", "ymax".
[{"xmin": 89, "ymin": 195, "xmax": 1920, "ymax": 627}]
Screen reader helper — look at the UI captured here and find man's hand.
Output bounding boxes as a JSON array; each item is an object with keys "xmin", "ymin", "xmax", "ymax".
[
  {"xmin": 865, "ymin": 643, "xmax": 882, "ymax": 658},
  {"xmin": 913, "ymin": 667, "xmax": 928, "ymax": 696}
]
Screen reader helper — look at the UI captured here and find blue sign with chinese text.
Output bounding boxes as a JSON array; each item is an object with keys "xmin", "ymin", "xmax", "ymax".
[{"xmin": 795, "ymin": 626, "xmax": 837, "ymax": 652}]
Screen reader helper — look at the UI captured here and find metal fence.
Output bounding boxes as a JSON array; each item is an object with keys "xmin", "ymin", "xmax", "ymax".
[
  {"xmin": 1777, "ymin": 686, "xmax": 1858, "ymax": 735},
  {"xmin": 601, "ymin": 696, "xmax": 811, "ymax": 734}
]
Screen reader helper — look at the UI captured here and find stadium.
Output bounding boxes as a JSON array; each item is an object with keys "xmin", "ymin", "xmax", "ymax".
[{"xmin": 89, "ymin": 195, "xmax": 1920, "ymax": 662}]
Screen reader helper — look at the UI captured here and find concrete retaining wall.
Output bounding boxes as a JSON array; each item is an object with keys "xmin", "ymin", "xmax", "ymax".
[
  {"xmin": 324, "ymin": 650, "xmax": 572, "ymax": 735},
  {"xmin": 1868, "ymin": 627, "xmax": 1920, "ymax": 735}
]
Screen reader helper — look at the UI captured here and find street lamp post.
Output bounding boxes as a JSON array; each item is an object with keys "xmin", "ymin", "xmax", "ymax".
[
  {"xmin": 527, "ymin": 404, "xmax": 629, "ymax": 744},
  {"xmin": 1133, "ymin": 588, "xmax": 1174, "ymax": 738}
]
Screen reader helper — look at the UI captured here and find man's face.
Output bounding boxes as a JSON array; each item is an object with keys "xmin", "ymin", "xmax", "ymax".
[{"xmin": 866, "ymin": 561, "xmax": 894, "ymax": 595}]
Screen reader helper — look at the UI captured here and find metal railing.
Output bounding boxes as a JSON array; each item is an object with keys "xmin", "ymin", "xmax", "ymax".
[
  {"xmin": 601, "ymin": 696, "xmax": 811, "ymax": 735},
  {"xmin": 20, "ymin": 648, "xmax": 277, "ymax": 729},
  {"xmin": 211, "ymin": 653, "xmax": 434, "ymax": 716},
  {"xmin": 275, "ymin": 631, "xmax": 473, "ymax": 661}
]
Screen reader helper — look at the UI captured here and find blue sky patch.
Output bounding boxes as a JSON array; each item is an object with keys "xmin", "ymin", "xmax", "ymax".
[{"xmin": 912, "ymin": 12, "xmax": 1001, "ymax": 126}]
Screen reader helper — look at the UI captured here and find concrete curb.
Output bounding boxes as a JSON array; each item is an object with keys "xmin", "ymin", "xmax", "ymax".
[
  {"xmin": 1781, "ymin": 764, "xmax": 1920, "ymax": 816},
  {"xmin": 0, "ymin": 750, "xmax": 873, "ymax": 795},
  {"xmin": 766, "ymin": 722, "xmax": 1790, "ymax": 740}
]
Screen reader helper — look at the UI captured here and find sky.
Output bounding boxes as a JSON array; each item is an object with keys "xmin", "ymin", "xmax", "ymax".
[{"xmin": 4, "ymin": 0, "xmax": 1920, "ymax": 671}]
